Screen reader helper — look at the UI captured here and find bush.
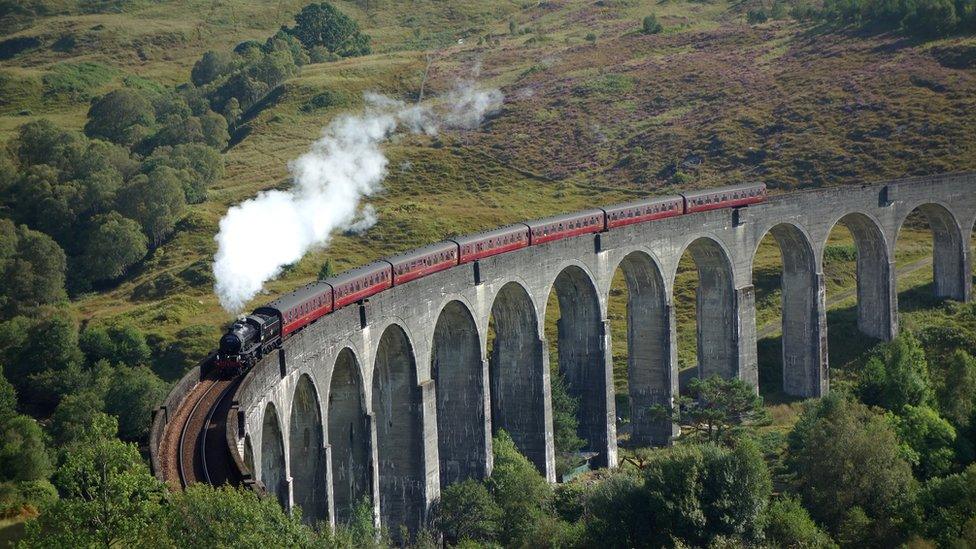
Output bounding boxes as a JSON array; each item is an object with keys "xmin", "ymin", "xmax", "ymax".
[
  {"xmin": 487, "ymin": 431, "xmax": 552, "ymax": 546},
  {"xmin": 787, "ymin": 393, "xmax": 916, "ymax": 543},
  {"xmin": 79, "ymin": 212, "xmax": 147, "ymax": 284},
  {"xmin": 640, "ymin": 441, "xmax": 771, "ymax": 546},
  {"xmin": 190, "ymin": 51, "xmax": 237, "ymax": 87},
  {"xmin": 642, "ymin": 14, "xmax": 663, "ymax": 34},
  {"xmin": 890, "ymin": 404, "xmax": 957, "ymax": 479},
  {"xmin": 917, "ymin": 464, "xmax": 976, "ymax": 546},
  {"xmin": 0, "ymin": 219, "xmax": 67, "ymax": 317},
  {"xmin": 764, "ymin": 496, "xmax": 838, "ymax": 548},
  {"xmin": 859, "ymin": 333, "xmax": 932, "ymax": 412},
  {"xmin": 300, "ymin": 90, "xmax": 349, "ymax": 112},
  {"xmin": 435, "ymin": 479, "xmax": 501, "ymax": 545},
  {"xmin": 287, "ymin": 2, "xmax": 371, "ymax": 56},
  {"xmin": 583, "ymin": 471, "xmax": 650, "ymax": 546},
  {"xmin": 84, "ymin": 89, "xmax": 156, "ymax": 146},
  {"xmin": 748, "ymin": 9, "xmax": 770, "ymax": 23}
]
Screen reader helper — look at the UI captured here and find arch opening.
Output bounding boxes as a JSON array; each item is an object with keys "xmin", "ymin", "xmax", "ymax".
[
  {"xmin": 289, "ymin": 375, "xmax": 328, "ymax": 524},
  {"xmin": 260, "ymin": 402, "xmax": 288, "ymax": 509},
  {"xmin": 372, "ymin": 325, "xmax": 425, "ymax": 534},
  {"xmin": 432, "ymin": 301, "xmax": 488, "ymax": 487},
  {"xmin": 545, "ymin": 265, "xmax": 614, "ymax": 472},
  {"xmin": 487, "ymin": 281, "xmax": 552, "ymax": 480},
  {"xmin": 752, "ymin": 224, "xmax": 825, "ymax": 398},
  {"xmin": 826, "ymin": 213, "xmax": 894, "ymax": 344},
  {"xmin": 610, "ymin": 252, "xmax": 674, "ymax": 446},
  {"xmin": 674, "ymin": 238, "xmax": 737, "ymax": 387},
  {"xmin": 328, "ymin": 349, "xmax": 370, "ymax": 524},
  {"xmin": 895, "ymin": 204, "xmax": 967, "ymax": 306}
]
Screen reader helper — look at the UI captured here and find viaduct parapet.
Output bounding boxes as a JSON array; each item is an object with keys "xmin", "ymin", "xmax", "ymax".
[{"xmin": 212, "ymin": 173, "xmax": 976, "ymax": 532}]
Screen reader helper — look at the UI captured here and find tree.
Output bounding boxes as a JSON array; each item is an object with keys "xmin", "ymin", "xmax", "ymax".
[
  {"xmin": 787, "ymin": 393, "xmax": 916, "ymax": 543},
  {"xmin": 641, "ymin": 441, "xmax": 771, "ymax": 546},
  {"xmin": 582, "ymin": 471, "xmax": 651, "ymax": 547},
  {"xmin": 0, "ymin": 365, "xmax": 15, "ymax": 425},
  {"xmin": 488, "ymin": 430, "xmax": 553, "ymax": 546},
  {"xmin": 902, "ymin": 0, "xmax": 959, "ymax": 36},
  {"xmin": 642, "ymin": 14, "xmax": 663, "ymax": 34},
  {"xmin": 143, "ymin": 143, "xmax": 224, "ymax": 204},
  {"xmin": 141, "ymin": 484, "xmax": 313, "ymax": 547},
  {"xmin": 318, "ymin": 258, "xmax": 336, "ymax": 280},
  {"xmin": 764, "ymin": 496, "xmax": 838, "ymax": 549},
  {"xmin": 0, "ymin": 415, "xmax": 52, "ymax": 482},
  {"xmin": 917, "ymin": 464, "xmax": 976, "ymax": 546},
  {"xmin": 7, "ymin": 314, "xmax": 84, "ymax": 412},
  {"xmin": 198, "ymin": 111, "xmax": 230, "ymax": 150},
  {"xmin": 23, "ymin": 414, "xmax": 163, "ymax": 548},
  {"xmin": 0, "ymin": 219, "xmax": 67, "ymax": 317},
  {"xmin": 84, "ymin": 89, "xmax": 156, "ymax": 146},
  {"xmin": 105, "ymin": 365, "xmax": 167, "ymax": 440},
  {"xmin": 890, "ymin": 404, "xmax": 957, "ymax": 480},
  {"xmin": 190, "ymin": 50, "xmax": 237, "ymax": 87},
  {"xmin": 551, "ymin": 369, "xmax": 586, "ymax": 478},
  {"xmin": 79, "ymin": 212, "xmax": 148, "ymax": 283},
  {"xmin": 48, "ymin": 390, "xmax": 105, "ymax": 447},
  {"xmin": 939, "ymin": 349, "xmax": 976, "ymax": 428},
  {"xmin": 80, "ymin": 323, "xmax": 151, "ymax": 367},
  {"xmin": 664, "ymin": 375, "xmax": 769, "ymax": 445},
  {"xmin": 859, "ymin": 333, "xmax": 932, "ymax": 412},
  {"xmin": 434, "ymin": 479, "xmax": 502, "ymax": 545},
  {"xmin": 116, "ymin": 166, "xmax": 187, "ymax": 247},
  {"xmin": 288, "ymin": 2, "xmax": 372, "ymax": 56}
]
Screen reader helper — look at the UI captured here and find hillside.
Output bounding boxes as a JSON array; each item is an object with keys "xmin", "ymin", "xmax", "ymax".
[{"xmin": 1, "ymin": 0, "xmax": 975, "ymax": 380}]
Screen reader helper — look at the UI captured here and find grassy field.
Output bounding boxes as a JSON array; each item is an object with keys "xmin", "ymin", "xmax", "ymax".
[{"xmin": 2, "ymin": 0, "xmax": 975, "ymax": 383}]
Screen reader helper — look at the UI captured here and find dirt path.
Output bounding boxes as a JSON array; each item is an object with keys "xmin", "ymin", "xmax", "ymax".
[{"xmin": 756, "ymin": 256, "xmax": 933, "ymax": 339}]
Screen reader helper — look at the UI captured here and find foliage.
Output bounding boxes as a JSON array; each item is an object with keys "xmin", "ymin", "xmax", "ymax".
[
  {"xmin": 764, "ymin": 496, "xmax": 838, "ymax": 548},
  {"xmin": 642, "ymin": 14, "xmax": 663, "ymax": 34},
  {"xmin": 748, "ymin": 9, "xmax": 770, "ymax": 23},
  {"xmin": 0, "ymin": 366, "xmax": 14, "ymax": 425},
  {"xmin": 787, "ymin": 393, "xmax": 916, "ymax": 543},
  {"xmin": 582, "ymin": 470, "xmax": 651, "ymax": 546},
  {"xmin": 0, "ymin": 415, "xmax": 52, "ymax": 483},
  {"xmin": 0, "ymin": 219, "xmax": 66, "ymax": 317},
  {"xmin": 639, "ymin": 440, "xmax": 771, "ymax": 546},
  {"xmin": 858, "ymin": 333, "xmax": 932, "ymax": 412},
  {"xmin": 80, "ymin": 212, "xmax": 147, "ymax": 283},
  {"xmin": 916, "ymin": 463, "xmax": 976, "ymax": 546},
  {"xmin": 23, "ymin": 414, "xmax": 163, "ymax": 548},
  {"xmin": 434, "ymin": 479, "xmax": 501, "ymax": 545},
  {"xmin": 79, "ymin": 323, "xmax": 151, "ymax": 367},
  {"xmin": 665, "ymin": 375, "xmax": 769, "ymax": 445},
  {"xmin": 143, "ymin": 484, "xmax": 313, "ymax": 548},
  {"xmin": 487, "ymin": 430, "xmax": 552, "ymax": 546},
  {"xmin": 116, "ymin": 166, "xmax": 188, "ymax": 247},
  {"xmin": 318, "ymin": 258, "xmax": 336, "ymax": 280},
  {"xmin": 937, "ymin": 349, "xmax": 976, "ymax": 428},
  {"xmin": 142, "ymin": 143, "xmax": 225, "ymax": 204},
  {"xmin": 288, "ymin": 2, "xmax": 372, "ymax": 56},
  {"xmin": 813, "ymin": 0, "xmax": 974, "ymax": 37},
  {"xmin": 889, "ymin": 404, "xmax": 957, "ymax": 480},
  {"xmin": 84, "ymin": 89, "xmax": 156, "ymax": 146},
  {"xmin": 190, "ymin": 51, "xmax": 238, "ymax": 87},
  {"xmin": 105, "ymin": 365, "xmax": 167, "ymax": 440},
  {"xmin": 550, "ymin": 369, "xmax": 586, "ymax": 477}
]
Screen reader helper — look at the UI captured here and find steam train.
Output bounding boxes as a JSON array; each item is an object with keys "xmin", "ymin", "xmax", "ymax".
[{"xmin": 215, "ymin": 183, "xmax": 766, "ymax": 375}]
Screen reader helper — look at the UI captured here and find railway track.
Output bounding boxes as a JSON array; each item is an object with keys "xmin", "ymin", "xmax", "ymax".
[{"xmin": 160, "ymin": 372, "xmax": 242, "ymax": 490}]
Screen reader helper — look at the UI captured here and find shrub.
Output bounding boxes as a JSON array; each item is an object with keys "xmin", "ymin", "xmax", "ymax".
[
  {"xmin": 487, "ymin": 431, "xmax": 552, "ymax": 546},
  {"xmin": 748, "ymin": 9, "xmax": 770, "ymax": 23},
  {"xmin": 764, "ymin": 496, "xmax": 839, "ymax": 548},
  {"xmin": 287, "ymin": 2, "xmax": 371, "ymax": 56},
  {"xmin": 642, "ymin": 14, "xmax": 663, "ymax": 34},
  {"xmin": 434, "ymin": 479, "xmax": 501, "ymax": 544},
  {"xmin": 84, "ymin": 89, "xmax": 156, "ymax": 146}
]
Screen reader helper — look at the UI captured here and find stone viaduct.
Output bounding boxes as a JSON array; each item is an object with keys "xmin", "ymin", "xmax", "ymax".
[{"xmin": 223, "ymin": 172, "xmax": 976, "ymax": 533}]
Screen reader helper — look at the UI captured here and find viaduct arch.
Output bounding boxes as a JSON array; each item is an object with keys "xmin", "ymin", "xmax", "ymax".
[{"xmin": 220, "ymin": 173, "xmax": 976, "ymax": 534}]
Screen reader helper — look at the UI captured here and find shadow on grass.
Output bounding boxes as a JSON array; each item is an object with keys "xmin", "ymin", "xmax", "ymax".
[{"xmin": 897, "ymin": 281, "xmax": 943, "ymax": 313}]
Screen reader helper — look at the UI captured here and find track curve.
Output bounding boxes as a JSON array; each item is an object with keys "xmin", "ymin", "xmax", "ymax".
[{"xmin": 159, "ymin": 371, "xmax": 242, "ymax": 490}]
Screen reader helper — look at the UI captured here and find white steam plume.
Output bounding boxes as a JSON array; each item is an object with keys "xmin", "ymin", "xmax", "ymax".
[{"xmin": 213, "ymin": 80, "xmax": 503, "ymax": 312}]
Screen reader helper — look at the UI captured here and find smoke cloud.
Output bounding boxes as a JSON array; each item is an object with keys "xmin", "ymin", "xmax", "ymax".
[{"xmin": 212, "ymin": 80, "xmax": 503, "ymax": 312}]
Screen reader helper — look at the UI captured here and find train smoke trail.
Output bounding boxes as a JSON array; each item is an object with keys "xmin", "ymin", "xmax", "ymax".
[{"xmin": 212, "ymin": 81, "xmax": 503, "ymax": 313}]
